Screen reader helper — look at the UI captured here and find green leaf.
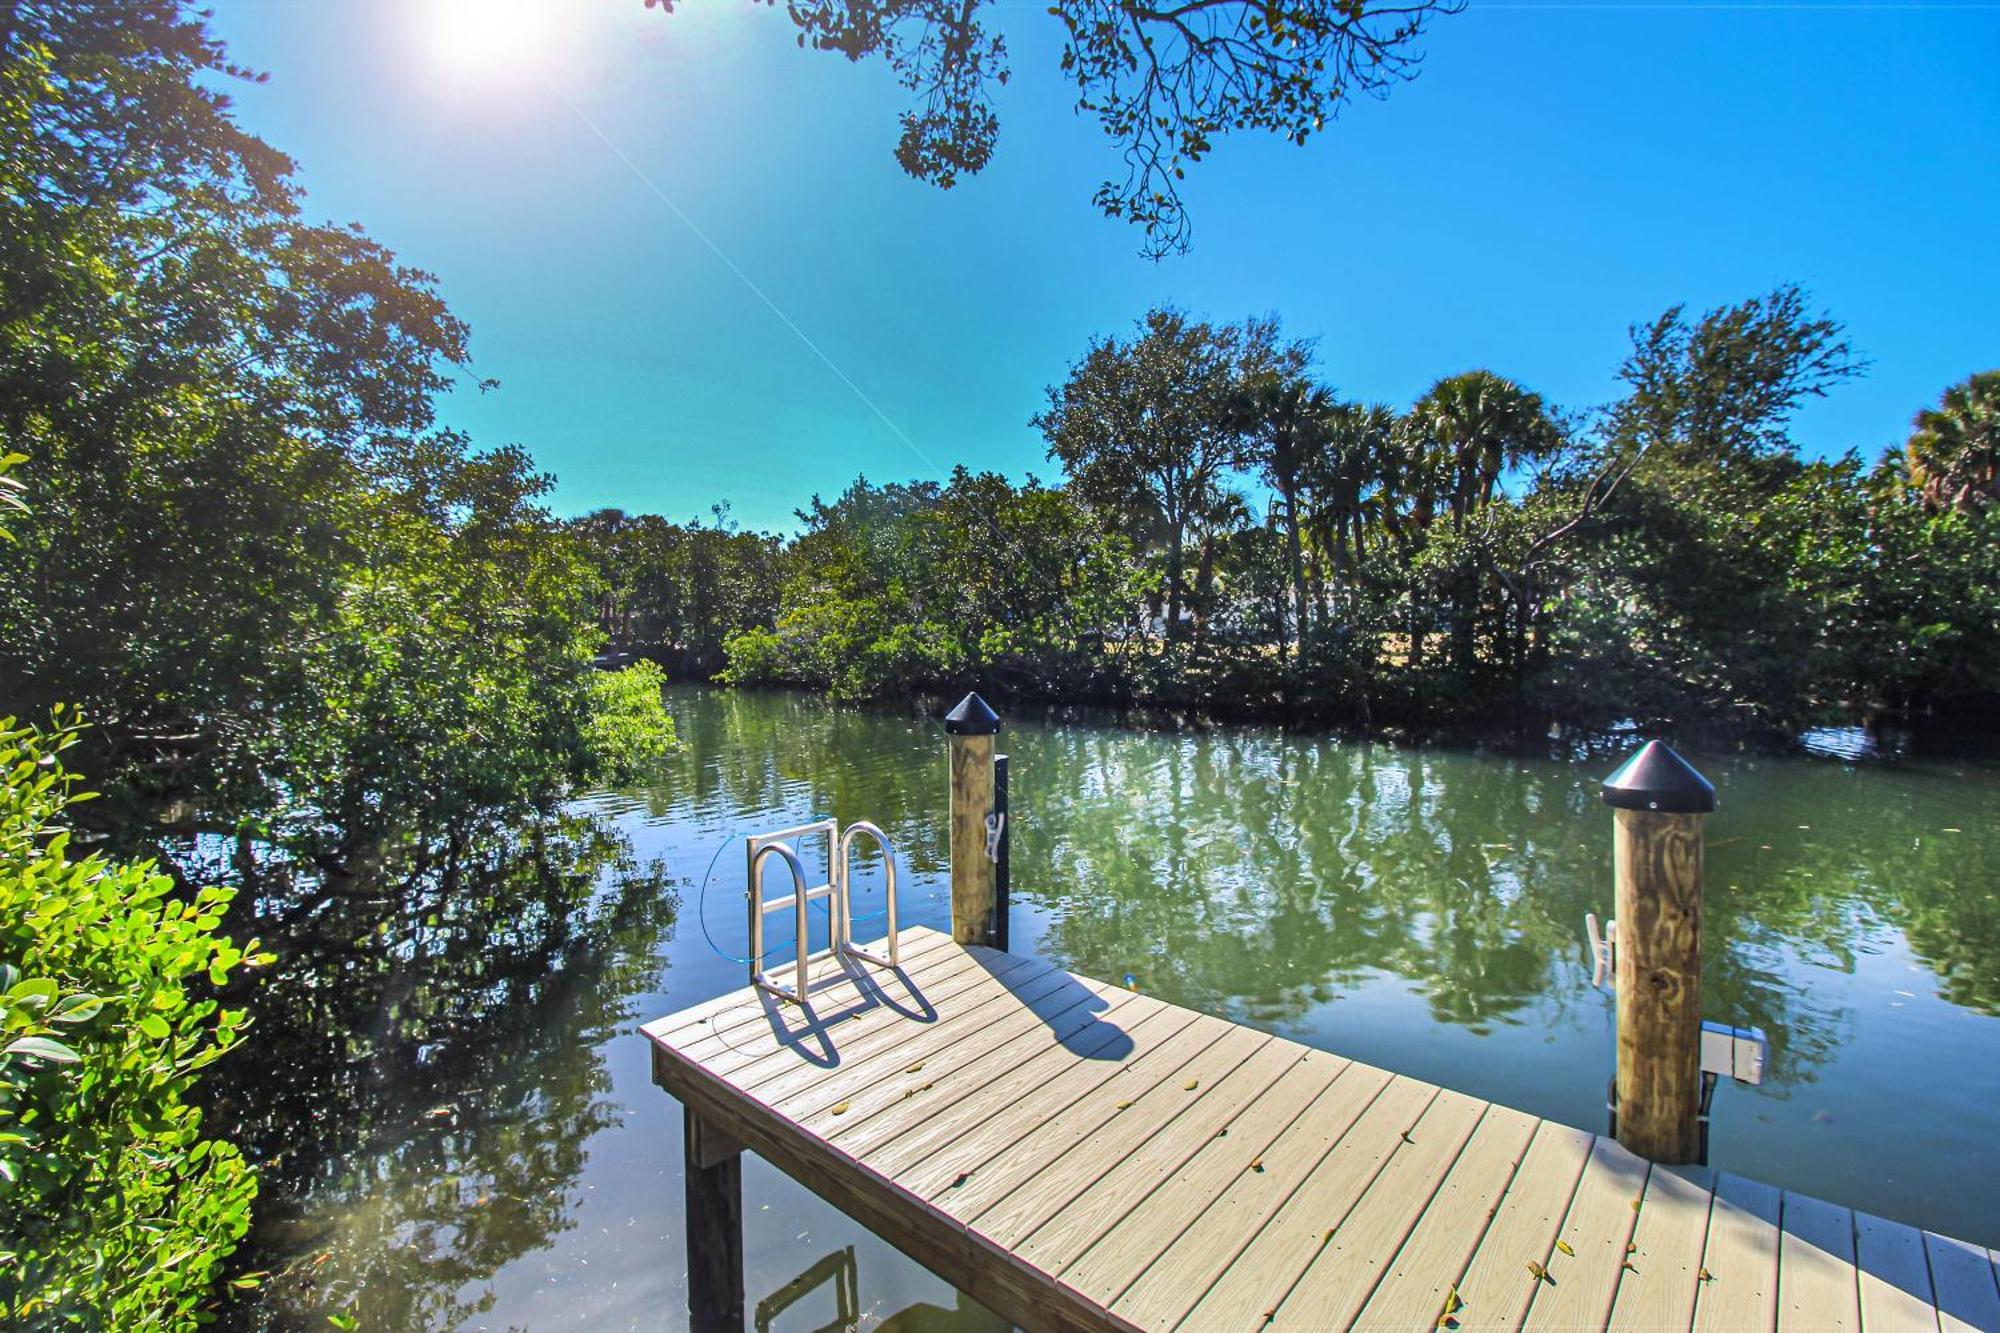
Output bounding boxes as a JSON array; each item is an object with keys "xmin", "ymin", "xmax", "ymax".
[
  {"xmin": 5, "ymin": 977, "xmax": 57, "ymax": 1010},
  {"xmin": 5, "ymin": 1035, "xmax": 80, "ymax": 1064},
  {"xmin": 50, "ymin": 993, "xmax": 104, "ymax": 1025}
]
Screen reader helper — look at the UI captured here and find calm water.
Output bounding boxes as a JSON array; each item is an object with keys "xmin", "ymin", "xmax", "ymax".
[{"xmin": 230, "ymin": 686, "xmax": 2000, "ymax": 1329}]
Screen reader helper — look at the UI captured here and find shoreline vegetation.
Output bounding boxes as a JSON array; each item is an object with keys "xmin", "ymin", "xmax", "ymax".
[{"xmin": 573, "ymin": 313, "xmax": 1999, "ymax": 750}]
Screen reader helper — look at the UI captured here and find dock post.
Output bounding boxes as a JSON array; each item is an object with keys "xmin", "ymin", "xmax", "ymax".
[
  {"xmin": 683, "ymin": 1106, "xmax": 744, "ymax": 1331},
  {"xmin": 1601, "ymin": 740, "xmax": 1716, "ymax": 1165},
  {"xmin": 943, "ymin": 692, "xmax": 1002, "ymax": 948}
]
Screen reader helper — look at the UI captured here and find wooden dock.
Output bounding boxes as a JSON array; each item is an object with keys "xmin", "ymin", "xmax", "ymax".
[{"xmin": 644, "ymin": 925, "xmax": 2000, "ymax": 1332}]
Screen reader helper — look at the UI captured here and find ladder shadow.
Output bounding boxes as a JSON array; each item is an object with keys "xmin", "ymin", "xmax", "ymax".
[{"xmin": 740, "ymin": 949, "xmax": 941, "ymax": 1070}]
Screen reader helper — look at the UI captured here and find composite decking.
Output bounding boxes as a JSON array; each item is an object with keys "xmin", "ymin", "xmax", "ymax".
[{"xmin": 643, "ymin": 926, "xmax": 2000, "ymax": 1331}]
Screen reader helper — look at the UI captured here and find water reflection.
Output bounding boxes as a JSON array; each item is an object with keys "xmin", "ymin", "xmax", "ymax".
[
  {"xmin": 209, "ymin": 688, "xmax": 2000, "ymax": 1328},
  {"xmin": 754, "ymin": 1247, "xmax": 1008, "ymax": 1333},
  {"xmin": 209, "ymin": 813, "xmax": 677, "ymax": 1329},
  {"xmin": 648, "ymin": 689, "xmax": 2000, "ymax": 1240}
]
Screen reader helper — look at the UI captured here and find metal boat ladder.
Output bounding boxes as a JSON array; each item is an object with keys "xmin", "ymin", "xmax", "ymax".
[{"xmin": 747, "ymin": 818, "xmax": 901, "ymax": 1004}]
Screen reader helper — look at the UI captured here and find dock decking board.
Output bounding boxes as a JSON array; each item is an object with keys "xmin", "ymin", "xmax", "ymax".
[
  {"xmin": 1691, "ymin": 1173, "xmax": 1781, "ymax": 1333},
  {"xmin": 641, "ymin": 926, "xmax": 1990, "ymax": 1332},
  {"xmin": 1265, "ymin": 1091, "xmax": 1488, "ymax": 1329},
  {"xmin": 1521, "ymin": 1134, "xmax": 1650, "ymax": 1331},
  {"xmin": 899, "ymin": 1011, "xmax": 1226, "ymax": 1204},
  {"xmin": 1343, "ymin": 1102, "xmax": 1540, "ymax": 1330},
  {"xmin": 1780, "ymin": 1190, "xmax": 1860, "ymax": 1331},
  {"xmin": 1854, "ymin": 1211, "xmax": 1937, "ymax": 1332},
  {"xmin": 1930, "ymin": 1232, "xmax": 2000, "ymax": 1333},
  {"xmin": 1001, "ymin": 1036, "xmax": 1298, "ymax": 1261},
  {"xmin": 1108, "ymin": 1062, "xmax": 1395, "ymax": 1329},
  {"xmin": 1607, "ymin": 1164, "xmax": 1713, "ymax": 1332},
  {"xmin": 1442, "ymin": 1118, "xmax": 1594, "ymax": 1332},
  {"xmin": 1057, "ymin": 1050, "xmax": 1352, "ymax": 1311}
]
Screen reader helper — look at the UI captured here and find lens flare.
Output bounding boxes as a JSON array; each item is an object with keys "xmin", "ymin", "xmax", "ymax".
[{"xmin": 426, "ymin": 0, "xmax": 553, "ymax": 82}]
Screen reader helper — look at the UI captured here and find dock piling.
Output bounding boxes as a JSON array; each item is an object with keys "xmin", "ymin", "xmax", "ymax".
[
  {"xmin": 943, "ymin": 692, "xmax": 1003, "ymax": 948},
  {"xmin": 1601, "ymin": 740, "xmax": 1716, "ymax": 1165},
  {"xmin": 683, "ymin": 1106, "xmax": 745, "ymax": 1331}
]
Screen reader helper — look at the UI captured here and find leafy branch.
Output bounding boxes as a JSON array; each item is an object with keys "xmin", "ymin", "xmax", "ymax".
[{"xmin": 645, "ymin": 0, "xmax": 1458, "ymax": 255}]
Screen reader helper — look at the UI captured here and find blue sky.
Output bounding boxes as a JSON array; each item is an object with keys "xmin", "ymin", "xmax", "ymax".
[{"xmin": 208, "ymin": 0, "xmax": 1999, "ymax": 532}]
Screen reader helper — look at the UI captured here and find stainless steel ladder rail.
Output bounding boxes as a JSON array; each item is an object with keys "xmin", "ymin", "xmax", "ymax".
[
  {"xmin": 836, "ymin": 820, "xmax": 898, "ymax": 969},
  {"xmin": 746, "ymin": 818, "xmax": 902, "ymax": 1003},
  {"xmin": 747, "ymin": 820, "xmax": 838, "ymax": 1003}
]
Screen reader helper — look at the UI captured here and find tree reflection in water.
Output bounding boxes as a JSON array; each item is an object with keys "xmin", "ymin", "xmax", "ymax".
[{"xmin": 202, "ymin": 811, "xmax": 676, "ymax": 1330}]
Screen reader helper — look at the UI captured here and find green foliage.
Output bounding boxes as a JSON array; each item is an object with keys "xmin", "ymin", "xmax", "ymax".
[
  {"xmin": 582, "ymin": 662, "xmax": 679, "ymax": 783},
  {"xmin": 0, "ymin": 15, "xmax": 690, "ymax": 1311},
  {"xmin": 690, "ymin": 290, "xmax": 1998, "ymax": 739},
  {"xmin": 0, "ymin": 8, "xmax": 670, "ymax": 858},
  {"xmin": 1036, "ymin": 308, "xmax": 1296, "ymax": 636},
  {"xmin": 0, "ymin": 453, "xmax": 24, "ymax": 539},
  {"xmin": 568, "ymin": 506, "xmax": 783, "ymax": 679},
  {"xmin": 721, "ymin": 470, "xmax": 1147, "ymax": 700},
  {"xmin": 0, "ymin": 715, "xmax": 270, "ymax": 1328},
  {"xmin": 1902, "ymin": 369, "xmax": 1999, "ymax": 516}
]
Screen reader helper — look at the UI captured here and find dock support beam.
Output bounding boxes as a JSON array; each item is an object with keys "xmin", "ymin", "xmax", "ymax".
[
  {"xmin": 684, "ymin": 1107, "xmax": 744, "ymax": 1331},
  {"xmin": 944, "ymin": 692, "xmax": 1002, "ymax": 948},
  {"xmin": 1602, "ymin": 740, "xmax": 1716, "ymax": 1165}
]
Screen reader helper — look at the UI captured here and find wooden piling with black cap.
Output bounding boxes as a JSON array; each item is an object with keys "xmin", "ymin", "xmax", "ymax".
[
  {"xmin": 1602, "ymin": 739, "xmax": 1716, "ymax": 1164},
  {"xmin": 943, "ymin": 692, "xmax": 1002, "ymax": 948}
]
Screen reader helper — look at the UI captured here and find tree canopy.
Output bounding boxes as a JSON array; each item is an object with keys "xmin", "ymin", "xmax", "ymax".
[
  {"xmin": 0, "ymin": 3, "xmax": 675, "ymax": 867},
  {"xmin": 710, "ymin": 296, "xmax": 1998, "ymax": 738},
  {"xmin": 0, "ymin": 10, "xmax": 683, "ymax": 1320}
]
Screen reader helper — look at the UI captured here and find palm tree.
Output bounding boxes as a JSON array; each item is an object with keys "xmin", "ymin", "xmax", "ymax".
[
  {"xmin": 1306, "ymin": 402, "xmax": 1398, "ymax": 617},
  {"xmin": 1188, "ymin": 487, "xmax": 1252, "ymax": 641},
  {"xmin": 1408, "ymin": 371, "xmax": 1562, "ymax": 528},
  {"xmin": 1402, "ymin": 372, "xmax": 1564, "ymax": 675},
  {"xmin": 1372, "ymin": 409, "xmax": 1447, "ymax": 552},
  {"xmin": 1243, "ymin": 372, "xmax": 1336, "ymax": 643},
  {"xmin": 1906, "ymin": 371, "xmax": 1999, "ymax": 515}
]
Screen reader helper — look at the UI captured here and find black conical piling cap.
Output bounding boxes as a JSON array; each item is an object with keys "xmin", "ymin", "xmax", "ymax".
[
  {"xmin": 1600, "ymin": 740, "xmax": 1716, "ymax": 814},
  {"xmin": 942, "ymin": 692, "xmax": 1001, "ymax": 736}
]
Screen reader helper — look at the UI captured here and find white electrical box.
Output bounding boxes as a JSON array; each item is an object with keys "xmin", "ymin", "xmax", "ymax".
[{"xmin": 1699, "ymin": 1021, "xmax": 1768, "ymax": 1085}]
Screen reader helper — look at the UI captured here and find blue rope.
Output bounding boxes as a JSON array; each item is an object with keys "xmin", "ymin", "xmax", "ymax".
[{"xmin": 695, "ymin": 830, "xmax": 757, "ymax": 965}]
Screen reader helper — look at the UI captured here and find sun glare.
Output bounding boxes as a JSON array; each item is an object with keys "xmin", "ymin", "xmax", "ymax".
[{"xmin": 426, "ymin": 0, "xmax": 552, "ymax": 82}]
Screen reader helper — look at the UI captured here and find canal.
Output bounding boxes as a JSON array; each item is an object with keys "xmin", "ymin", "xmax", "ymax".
[{"xmin": 228, "ymin": 686, "xmax": 2000, "ymax": 1329}]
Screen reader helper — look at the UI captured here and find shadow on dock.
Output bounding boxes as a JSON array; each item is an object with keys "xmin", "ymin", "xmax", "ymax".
[
  {"xmin": 969, "ymin": 946, "xmax": 1135, "ymax": 1061},
  {"xmin": 729, "ymin": 951, "xmax": 942, "ymax": 1070}
]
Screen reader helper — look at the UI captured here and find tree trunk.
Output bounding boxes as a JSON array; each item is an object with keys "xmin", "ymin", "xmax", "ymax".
[
  {"xmin": 1452, "ymin": 570, "xmax": 1480, "ymax": 676},
  {"xmin": 1331, "ymin": 515, "xmax": 1353, "ymax": 619},
  {"xmin": 1282, "ymin": 485, "xmax": 1309, "ymax": 647},
  {"xmin": 1192, "ymin": 535, "xmax": 1219, "ymax": 642}
]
